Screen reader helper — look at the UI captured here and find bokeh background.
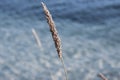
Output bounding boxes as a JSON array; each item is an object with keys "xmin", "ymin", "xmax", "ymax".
[{"xmin": 0, "ymin": 0, "xmax": 120, "ymax": 80}]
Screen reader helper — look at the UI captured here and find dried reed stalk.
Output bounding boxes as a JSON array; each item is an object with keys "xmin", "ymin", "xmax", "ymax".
[
  {"xmin": 41, "ymin": 2, "xmax": 68, "ymax": 80},
  {"xmin": 32, "ymin": 28, "xmax": 43, "ymax": 50},
  {"xmin": 41, "ymin": 2, "xmax": 62, "ymax": 59},
  {"xmin": 98, "ymin": 73, "xmax": 108, "ymax": 80}
]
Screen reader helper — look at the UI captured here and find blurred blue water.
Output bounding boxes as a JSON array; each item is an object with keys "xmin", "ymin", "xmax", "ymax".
[{"xmin": 0, "ymin": 0, "xmax": 120, "ymax": 80}]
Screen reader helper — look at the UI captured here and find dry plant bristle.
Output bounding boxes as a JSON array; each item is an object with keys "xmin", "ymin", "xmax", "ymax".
[
  {"xmin": 41, "ymin": 2, "xmax": 62, "ymax": 59},
  {"xmin": 32, "ymin": 28, "xmax": 43, "ymax": 50},
  {"xmin": 98, "ymin": 73, "xmax": 108, "ymax": 80}
]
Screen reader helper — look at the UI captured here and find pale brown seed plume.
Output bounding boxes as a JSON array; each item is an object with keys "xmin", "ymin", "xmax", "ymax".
[
  {"xmin": 98, "ymin": 73, "xmax": 108, "ymax": 80},
  {"xmin": 41, "ymin": 2, "xmax": 62, "ymax": 59},
  {"xmin": 41, "ymin": 2, "xmax": 68, "ymax": 80}
]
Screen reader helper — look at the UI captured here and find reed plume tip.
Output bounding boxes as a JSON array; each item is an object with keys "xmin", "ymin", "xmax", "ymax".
[
  {"xmin": 41, "ymin": 2, "xmax": 44, "ymax": 6},
  {"xmin": 98, "ymin": 73, "xmax": 108, "ymax": 80}
]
